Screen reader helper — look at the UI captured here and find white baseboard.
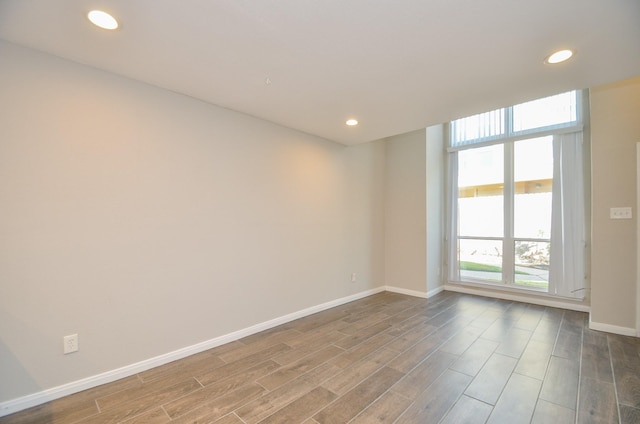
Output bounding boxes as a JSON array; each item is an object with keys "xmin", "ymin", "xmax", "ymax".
[
  {"xmin": 589, "ymin": 319, "xmax": 638, "ymax": 337},
  {"xmin": 426, "ymin": 285, "xmax": 445, "ymax": 298},
  {"xmin": 0, "ymin": 286, "xmax": 386, "ymax": 418},
  {"xmin": 444, "ymin": 283, "xmax": 591, "ymax": 312},
  {"xmin": 384, "ymin": 285, "xmax": 427, "ymax": 298},
  {"xmin": 384, "ymin": 285, "xmax": 444, "ymax": 299}
]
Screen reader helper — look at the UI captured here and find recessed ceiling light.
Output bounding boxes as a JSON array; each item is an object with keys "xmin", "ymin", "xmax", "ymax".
[
  {"xmin": 88, "ymin": 10, "xmax": 119, "ymax": 30},
  {"xmin": 346, "ymin": 119, "xmax": 358, "ymax": 126},
  {"xmin": 545, "ymin": 49, "xmax": 574, "ymax": 64}
]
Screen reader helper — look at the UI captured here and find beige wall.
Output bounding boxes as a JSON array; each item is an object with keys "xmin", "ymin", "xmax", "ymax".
[
  {"xmin": 384, "ymin": 130, "xmax": 428, "ymax": 293},
  {"xmin": 590, "ymin": 76, "xmax": 640, "ymax": 331},
  {"xmin": 383, "ymin": 126, "xmax": 444, "ymax": 296},
  {"xmin": 0, "ymin": 41, "xmax": 386, "ymax": 402}
]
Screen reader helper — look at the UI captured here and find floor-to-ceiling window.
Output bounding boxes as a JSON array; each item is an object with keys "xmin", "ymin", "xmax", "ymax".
[{"xmin": 447, "ymin": 91, "xmax": 587, "ymax": 298}]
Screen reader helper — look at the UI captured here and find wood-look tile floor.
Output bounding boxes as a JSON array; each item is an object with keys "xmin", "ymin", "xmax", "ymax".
[{"xmin": 2, "ymin": 291, "xmax": 640, "ymax": 424}]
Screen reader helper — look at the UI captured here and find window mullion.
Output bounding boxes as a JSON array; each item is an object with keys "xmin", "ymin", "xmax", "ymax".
[
  {"xmin": 448, "ymin": 151, "xmax": 460, "ymax": 282},
  {"xmin": 503, "ymin": 141, "xmax": 515, "ymax": 284},
  {"xmin": 505, "ymin": 103, "xmax": 513, "ymax": 137}
]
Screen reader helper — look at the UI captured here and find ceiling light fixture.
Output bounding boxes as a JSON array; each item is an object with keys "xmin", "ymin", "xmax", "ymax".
[
  {"xmin": 88, "ymin": 10, "xmax": 119, "ymax": 30},
  {"xmin": 346, "ymin": 119, "xmax": 358, "ymax": 126},
  {"xmin": 545, "ymin": 49, "xmax": 574, "ymax": 64}
]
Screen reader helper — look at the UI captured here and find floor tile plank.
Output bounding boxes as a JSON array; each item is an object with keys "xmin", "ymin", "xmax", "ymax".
[
  {"xmin": 212, "ymin": 413, "xmax": 246, "ymax": 424},
  {"xmin": 329, "ymin": 333, "xmax": 396, "ymax": 369},
  {"xmin": 257, "ymin": 345, "xmax": 343, "ymax": 391},
  {"xmin": 486, "ymin": 373, "xmax": 541, "ymax": 424},
  {"xmin": 494, "ymin": 327, "xmax": 532, "ymax": 358},
  {"xmin": 449, "ymin": 337, "xmax": 499, "ymax": 377},
  {"xmin": 539, "ymin": 355, "xmax": 580, "ymax": 410},
  {"xmin": 163, "ymin": 360, "xmax": 279, "ymax": 419},
  {"xmin": 464, "ymin": 353, "xmax": 517, "ymax": 405},
  {"xmin": 349, "ymin": 391, "xmax": 412, "ymax": 424},
  {"xmin": 440, "ymin": 394, "xmax": 493, "ymax": 424},
  {"xmin": 169, "ymin": 383, "xmax": 265, "ymax": 423},
  {"xmin": 235, "ymin": 377, "xmax": 317, "ymax": 424},
  {"xmin": 609, "ymin": 334, "xmax": 640, "ymax": 408},
  {"xmin": 196, "ymin": 343, "xmax": 291, "ymax": 386},
  {"xmin": 620, "ymin": 404, "xmax": 640, "ymax": 424},
  {"xmin": 439, "ymin": 326, "xmax": 484, "ymax": 356},
  {"xmin": 314, "ymin": 367, "xmax": 404, "ymax": 423},
  {"xmin": 395, "ymin": 369, "xmax": 471, "ymax": 424},
  {"xmin": 514, "ymin": 339, "xmax": 553, "ymax": 380},
  {"xmin": 391, "ymin": 350, "xmax": 457, "ymax": 400},
  {"xmin": 321, "ymin": 348, "xmax": 397, "ymax": 395},
  {"xmin": 257, "ymin": 387, "xmax": 336, "ymax": 424},
  {"xmin": 577, "ymin": 377, "xmax": 619, "ymax": 424},
  {"xmin": 119, "ymin": 408, "xmax": 170, "ymax": 424},
  {"xmin": 531, "ymin": 399, "xmax": 575, "ymax": 424},
  {"xmin": 78, "ymin": 378, "xmax": 202, "ymax": 424},
  {"xmin": 387, "ymin": 332, "xmax": 449, "ymax": 373},
  {"xmin": 581, "ymin": 329, "xmax": 614, "ymax": 383}
]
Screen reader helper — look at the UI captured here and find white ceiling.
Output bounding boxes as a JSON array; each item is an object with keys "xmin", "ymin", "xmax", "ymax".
[{"xmin": 1, "ymin": 0, "xmax": 639, "ymax": 145}]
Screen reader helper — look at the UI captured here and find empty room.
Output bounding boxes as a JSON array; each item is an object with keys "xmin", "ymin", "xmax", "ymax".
[{"xmin": 1, "ymin": 1, "xmax": 639, "ymax": 423}]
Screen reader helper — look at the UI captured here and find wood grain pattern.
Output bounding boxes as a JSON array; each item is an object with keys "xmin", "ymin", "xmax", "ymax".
[
  {"xmin": 440, "ymin": 394, "xmax": 493, "ymax": 424},
  {"xmin": 321, "ymin": 347, "xmax": 397, "ymax": 395},
  {"xmin": 581, "ymin": 329, "xmax": 614, "ymax": 382},
  {"xmin": 494, "ymin": 327, "xmax": 533, "ymax": 358},
  {"xmin": 258, "ymin": 387, "xmax": 336, "ymax": 424},
  {"xmin": 464, "ymin": 353, "xmax": 518, "ymax": 405},
  {"xmin": 620, "ymin": 404, "xmax": 640, "ymax": 424},
  {"xmin": 539, "ymin": 355, "xmax": 580, "ymax": 410},
  {"xmin": 449, "ymin": 337, "xmax": 499, "ymax": 377},
  {"xmin": 314, "ymin": 367, "xmax": 403, "ymax": 423},
  {"xmin": 391, "ymin": 350, "xmax": 457, "ymax": 399},
  {"xmin": 531, "ymin": 399, "xmax": 575, "ymax": 424},
  {"xmin": 119, "ymin": 409, "xmax": 170, "ymax": 424},
  {"xmin": 0, "ymin": 291, "xmax": 635, "ymax": 424},
  {"xmin": 486, "ymin": 373, "xmax": 541, "ymax": 424},
  {"xmin": 349, "ymin": 391, "xmax": 412, "ymax": 424},
  {"xmin": 577, "ymin": 377, "xmax": 619, "ymax": 424},
  {"xmin": 608, "ymin": 334, "xmax": 640, "ymax": 409},
  {"xmin": 395, "ymin": 369, "xmax": 472, "ymax": 423},
  {"xmin": 514, "ymin": 339, "xmax": 554, "ymax": 380},
  {"xmin": 169, "ymin": 383, "xmax": 265, "ymax": 423},
  {"xmin": 257, "ymin": 345, "xmax": 343, "ymax": 391}
]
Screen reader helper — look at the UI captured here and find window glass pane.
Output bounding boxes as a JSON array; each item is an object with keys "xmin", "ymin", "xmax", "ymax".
[
  {"xmin": 459, "ymin": 239, "xmax": 503, "ymax": 283},
  {"xmin": 450, "ymin": 90, "xmax": 583, "ymax": 293},
  {"xmin": 514, "ymin": 241, "xmax": 549, "ymax": 289},
  {"xmin": 514, "ymin": 137, "xmax": 553, "ymax": 239},
  {"xmin": 512, "ymin": 91, "xmax": 577, "ymax": 132},
  {"xmin": 451, "ymin": 108, "xmax": 504, "ymax": 146},
  {"xmin": 458, "ymin": 144, "xmax": 503, "ymax": 237}
]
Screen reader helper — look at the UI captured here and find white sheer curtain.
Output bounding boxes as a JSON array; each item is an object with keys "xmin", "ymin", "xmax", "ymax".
[{"xmin": 549, "ymin": 131, "xmax": 585, "ymax": 298}]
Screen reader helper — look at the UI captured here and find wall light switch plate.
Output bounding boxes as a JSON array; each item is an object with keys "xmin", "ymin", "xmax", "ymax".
[{"xmin": 610, "ymin": 207, "xmax": 632, "ymax": 220}]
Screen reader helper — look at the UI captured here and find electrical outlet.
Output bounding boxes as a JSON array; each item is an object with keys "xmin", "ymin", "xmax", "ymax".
[
  {"xmin": 351, "ymin": 272, "xmax": 357, "ymax": 282},
  {"xmin": 64, "ymin": 334, "xmax": 78, "ymax": 354}
]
